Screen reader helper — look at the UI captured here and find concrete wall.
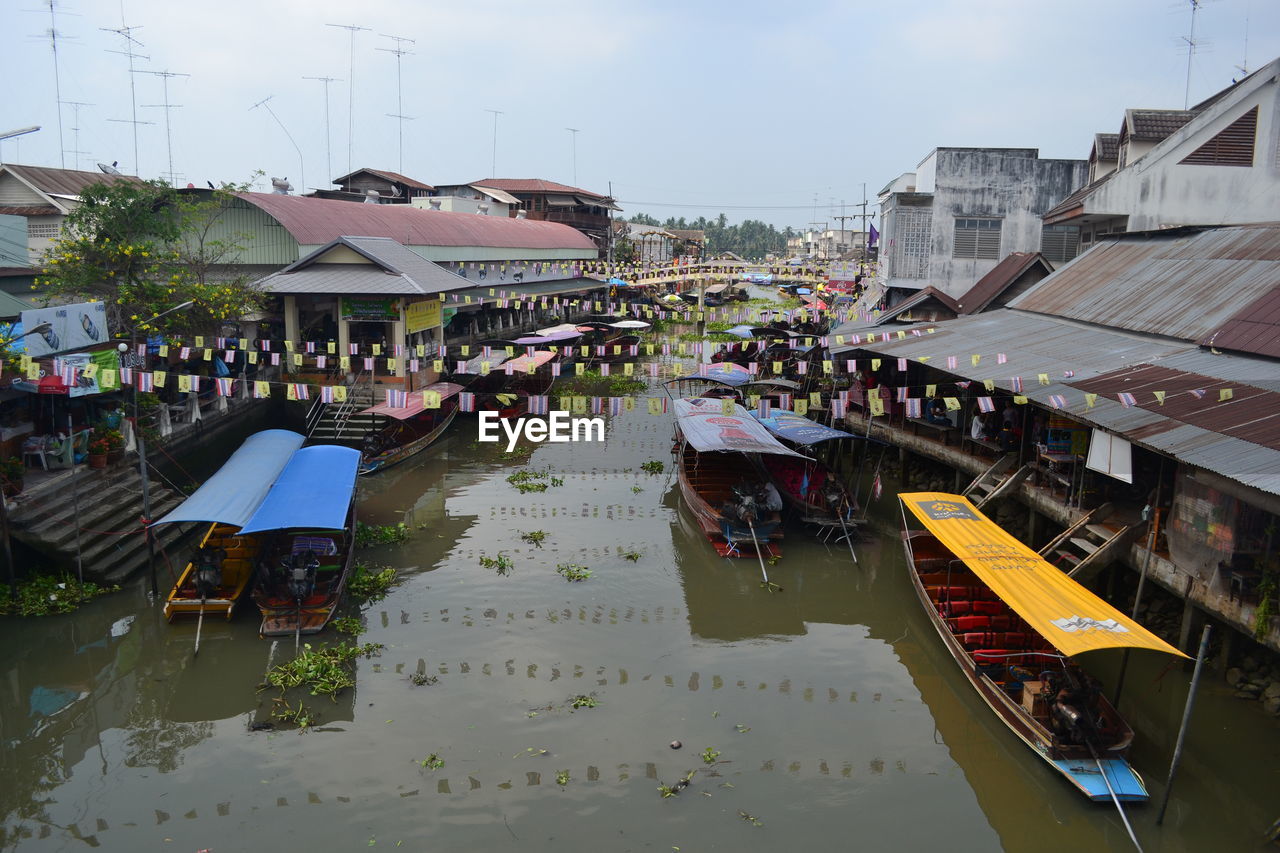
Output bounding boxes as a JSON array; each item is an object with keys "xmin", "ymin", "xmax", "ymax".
[{"xmin": 1087, "ymin": 77, "xmax": 1279, "ymax": 231}]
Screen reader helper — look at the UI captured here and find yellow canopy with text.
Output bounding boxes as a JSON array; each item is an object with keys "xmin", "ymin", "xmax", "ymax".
[{"xmin": 900, "ymin": 492, "xmax": 1188, "ymax": 659}]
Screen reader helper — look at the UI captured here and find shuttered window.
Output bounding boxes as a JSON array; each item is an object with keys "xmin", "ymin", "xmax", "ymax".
[
  {"xmin": 1180, "ymin": 106, "xmax": 1258, "ymax": 166},
  {"xmin": 953, "ymin": 218, "xmax": 1001, "ymax": 259},
  {"xmin": 1040, "ymin": 225, "xmax": 1080, "ymax": 264}
]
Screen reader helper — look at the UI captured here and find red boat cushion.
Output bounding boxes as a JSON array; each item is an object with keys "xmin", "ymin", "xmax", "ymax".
[
  {"xmin": 949, "ymin": 615, "xmax": 991, "ymax": 631},
  {"xmin": 972, "ymin": 600, "xmax": 1005, "ymax": 616}
]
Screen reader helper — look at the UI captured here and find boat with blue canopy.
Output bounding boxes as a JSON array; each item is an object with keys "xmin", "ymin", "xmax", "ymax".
[
  {"xmin": 153, "ymin": 429, "xmax": 306, "ymax": 622},
  {"xmin": 750, "ymin": 410, "xmax": 864, "ymax": 535},
  {"xmin": 245, "ymin": 445, "xmax": 361, "ymax": 638}
]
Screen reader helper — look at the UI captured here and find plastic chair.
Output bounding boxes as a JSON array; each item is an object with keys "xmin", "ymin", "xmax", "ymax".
[{"xmin": 21, "ymin": 435, "xmax": 51, "ymax": 470}]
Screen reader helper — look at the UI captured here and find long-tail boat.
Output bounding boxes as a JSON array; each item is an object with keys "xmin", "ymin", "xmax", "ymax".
[
  {"xmin": 155, "ymin": 429, "xmax": 307, "ymax": 622},
  {"xmin": 246, "ymin": 445, "xmax": 361, "ymax": 637},
  {"xmin": 357, "ymin": 382, "xmax": 464, "ymax": 475},
  {"xmin": 672, "ymin": 397, "xmax": 807, "ymax": 558},
  {"xmin": 898, "ymin": 491, "xmax": 1189, "ymax": 802},
  {"xmin": 470, "ymin": 349, "xmax": 558, "ymax": 418},
  {"xmin": 750, "ymin": 410, "xmax": 860, "ymax": 529}
]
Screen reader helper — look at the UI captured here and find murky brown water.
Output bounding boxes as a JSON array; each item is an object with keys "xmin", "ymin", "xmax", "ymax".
[{"xmin": 2, "ymin": 369, "xmax": 1276, "ymax": 852}]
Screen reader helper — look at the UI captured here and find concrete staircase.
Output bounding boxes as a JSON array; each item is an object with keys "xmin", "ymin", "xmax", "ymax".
[
  {"xmin": 8, "ymin": 465, "xmax": 201, "ymax": 585},
  {"xmin": 304, "ymin": 377, "xmax": 380, "ymax": 443}
]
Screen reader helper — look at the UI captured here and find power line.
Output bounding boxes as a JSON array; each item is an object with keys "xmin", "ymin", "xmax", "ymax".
[{"xmin": 618, "ymin": 200, "xmax": 842, "ymax": 210}]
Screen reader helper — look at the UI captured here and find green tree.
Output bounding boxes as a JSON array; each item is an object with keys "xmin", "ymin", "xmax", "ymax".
[{"xmin": 37, "ymin": 179, "xmax": 264, "ymax": 338}]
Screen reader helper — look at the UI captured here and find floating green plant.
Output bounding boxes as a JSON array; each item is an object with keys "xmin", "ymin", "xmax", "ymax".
[
  {"xmin": 348, "ymin": 564, "xmax": 397, "ymax": 602},
  {"xmin": 557, "ymin": 563, "xmax": 592, "ymax": 582},
  {"xmin": 640, "ymin": 460, "xmax": 664, "ymax": 475},
  {"xmin": 738, "ymin": 810, "xmax": 763, "ymax": 826},
  {"xmin": 420, "ymin": 753, "xmax": 445, "ymax": 770},
  {"xmin": 701, "ymin": 747, "xmax": 720, "ymax": 764},
  {"xmin": 479, "ymin": 553, "xmax": 515, "ymax": 575},
  {"xmin": 270, "ymin": 698, "xmax": 316, "ymax": 730},
  {"xmin": 519, "ymin": 530, "xmax": 548, "ymax": 547},
  {"xmin": 331, "ymin": 617, "xmax": 363, "ymax": 636},
  {"xmin": 734, "ymin": 724, "xmax": 751, "ymax": 733},
  {"xmin": 631, "ymin": 485, "xmax": 644, "ymax": 494},
  {"xmin": 355, "ymin": 521, "xmax": 411, "ymax": 547},
  {"xmin": 409, "ymin": 672, "xmax": 438, "ymax": 686},
  {"xmin": 0, "ymin": 573, "xmax": 119, "ymax": 616},
  {"xmin": 555, "ymin": 769, "xmax": 570, "ymax": 786},
  {"xmin": 569, "ymin": 694, "xmax": 598, "ymax": 709},
  {"xmin": 621, "ymin": 550, "xmax": 642, "ymax": 562},
  {"xmin": 264, "ymin": 642, "xmax": 382, "ymax": 699}
]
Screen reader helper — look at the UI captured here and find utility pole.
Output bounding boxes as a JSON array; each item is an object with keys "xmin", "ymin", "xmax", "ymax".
[
  {"xmin": 326, "ymin": 23, "xmax": 371, "ymax": 176},
  {"xmin": 303, "ymin": 75, "xmax": 342, "ymax": 187},
  {"xmin": 378, "ymin": 34, "xmax": 415, "ymax": 175},
  {"xmin": 484, "ymin": 109, "xmax": 503, "ymax": 177},
  {"xmin": 138, "ymin": 69, "xmax": 189, "ymax": 185},
  {"xmin": 857, "ymin": 182, "xmax": 870, "ymax": 269},
  {"xmin": 102, "ymin": 23, "xmax": 149, "ymax": 175},
  {"xmin": 834, "ymin": 201, "xmax": 856, "ymax": 259}
]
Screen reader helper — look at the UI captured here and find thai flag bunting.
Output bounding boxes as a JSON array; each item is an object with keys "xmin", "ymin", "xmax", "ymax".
[
  {"xmin": 895, "ymin": 386, "xmax": 908, "ymax": 403},
  {"xmin": 215, "ymin": 377, "xmax": 233, "ymax": 396},
  {"xmin": 830, "ymin": 398, "xmax": 847, "ymax": 419},
  {"xmin": 482, "ymin": 346, "xmax": 492, "ymax": 358},
  {"xmin": 179, "ymin": 346, "xmax": 190, "ymax": 359},
  {"xmin": 747, "ymin": 362, "xmax": 758, "ymax": 375},
  {"xmin": 527, "ymin": 395, "xmax": 549, "ymax": 415},
  {"xmin": 349, "ymin": 343, "xmax": 359, "ymax": 355},
  {"xmin": 1049, "ymin": 394, "xmax": 1067, "ymax": 409},
  {"xmin": 946, "ymin": 356, "xmax": 957, "ymax": 369},
  {"xmin": 387, "ymin": 389, "xmax": 408, "ymax": 408},
  {"xmin": 320, "ymin": 385, "xmax": 335, "ymax": 403},
  {"xmin": 364, "ymin": 357, "xmax": 374, "ymax": 371},
  {"xmin": 797, "ymin": 361, "xmax": 808, "ymax": 375},
  {"xmin": 456, "ymin": 360, "xmax": 467, "ymax": 373},
  {"xmin": 977, "ymin": 396, "xmax": 996, "ymax": 413},
  {"xmin": 897, "ymin": 358, "xmax": 908, "ymax": 371},
  {"xmin": 504, "ymin": 362, "xmax": 514, "ymax": 376},
  {"xmin": 647, "ymin": 363, "xmax": 660, "ymax": 377},
  {"xmin": 595, "ymin": 345, "xmax": 606, "ymax": 357},
  {"xmin": 609, "ymin": 396, "xmax": 626, "ymax": 416},
  {"xmin": 439, "ymin": 345, "xmax": 448, "ymax": 357},
  {"xmin": 395, "ymin": 345, "xmax": 403, "ymax": 357},
  {"xmin": 911, "ymin": 329, "xmax": 923, "ymax": 337},
  {"xmin": 692, "ymin": 342, "xmax": 703, "ymax": 354},
  {"xmin": 846, "ymin": 359, "xmax": 857, "ymax": 373},
  {"xmin": 1063, "ymin": 370, "xmax": 1075, "ymax": 378},
  {"xmin": 215, "ymin": 337, "xmax": 226, "ymax": 348},
  {"xmin": 189, "ymin": 376, "xmax": 201, "ymax": 392},
  {"xmin": 292, "ymin": 383, "xmax": 309, "ymax": 400},
  {"xmin": 597, "ymin": 363, "xmax": 609, "ymax": 376},
  {"xmin": 525, "ymin": 346, "xmax": 535, "ymax": 357},
  {"xmin": 137, "ymin": 372, "xmax": 154, "ymax": 392},
  {"xmin": 458, "ymin": 392, "xmax": 476, "ymax": 412},
  {"xmin": 757, "ymin": 398, "xmax": 772, "ymax": 417},
  {"xmin": 120, "ymin": 367, "xmax": 133, "ymax": 385},
  {"xmin": 409, "ymin": 359, "xmax": 419, "ymax": 373},
  {"xmin": 268, "ymin": 352, "xmax": 279, "ymax": 365},
  {"xmin": 551, "ymin": 362, "xmax": 561, "ymax": 377},
  {"xmin": 997, "ymin": 353, "xmax": 1007, "ymax": 365},
  {"xmin": 697, "ymin": 362, "xmax": 709, "ymax": 376},
  {"xmin": 778, "ymin": 393, "xmax": 792, "ymax": 410},
  {"xmin": 305, "ymin": 342, "xmax": 315, "ymax": 354},
  {"xmin": 629, "ymin": 344, "xmax": 639, "ymax": 357},
  {"xmin": 1117, "ymin": 392, "xmax": 1136, "ymax": 408},
  {"xmin": 1188, "ymin": 388, "xmax": 1206, "ymax": 399},
  {"xmin": 1010, "ymin": 376, "xmax": 1023, "ymax": 393},
  {"xmin": 58, "ymin": 361, "xmax": 76, "ymax": 386},
  {"xmin": 591, "ymin": 397, "xmax": 604, "ymax": 415},
  {"xmin": 662, "ymin": 344, "xmax": 670, "ymax": 356},
  {"xmin": 905, "ymin": 398, "xmax": 922, "ymax": 419},
  {"xmin": 260, "ymin": 339, "xmax": 271, "ymax": 351},
  {"xmin": 225, "ymin": 349, "xmax": 236, "ymax": 362},
  {"xmin": 955, "ymin": 380, "xmax": 971, "ymax": 389},
  {"xmin": 137, "ymin": 343, "xmax": 147, "ymax": 357},
  {"xmin": 819, "ymin": 337, "xmax": 829, "ymax": 347}
]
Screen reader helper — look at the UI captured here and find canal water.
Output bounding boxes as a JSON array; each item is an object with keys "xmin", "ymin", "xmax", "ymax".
[{"xmin": 2, "ymin": 379, "xmax": 1276, "ymax": 851}]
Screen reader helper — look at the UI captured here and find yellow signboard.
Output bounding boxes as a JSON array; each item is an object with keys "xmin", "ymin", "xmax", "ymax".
[{"xmin": 406, "ymin": 299, "xmax": 442, "ymax": 334}]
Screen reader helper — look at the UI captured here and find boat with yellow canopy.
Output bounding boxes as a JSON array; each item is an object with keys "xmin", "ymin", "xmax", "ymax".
[{"xmin": 898, "ymin": 491, "xmax": 1188, "ymax": 803}]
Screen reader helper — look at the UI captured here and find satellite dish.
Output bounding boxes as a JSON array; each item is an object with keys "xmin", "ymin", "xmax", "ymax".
[
  {"xmin": 98, "ymin": 162, "xmax": 123, "ymax": 176},
  {"xmin": 270, "ymin": 176, "xmax": 293, "ymax": 195},
  {"xmin": 386, "ymin": 185, "xmax": 402, "ymax": 198},
  {"xmin": 364, "ymin": 189, "xmax": 381, "ymax": 204}
]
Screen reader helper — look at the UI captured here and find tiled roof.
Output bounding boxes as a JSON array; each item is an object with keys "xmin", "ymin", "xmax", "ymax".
[
  {"xmin": 955, "ymin": 252, "xmax": 1051, "ymax": 314},
  {"xmin": 1009, "ymin": 223, "xmax": 1280, "ymax": 343},
  {"xmin": 669, "ymin": 229, "xmax": 706, "ymax": 242},
  {"xmin": 332, "ymin": 168, "xmax": 434, "ymax": 191},
  {"xmin": 1202, "ymin": 283, "xmax": 1280, "ymax": 359},
  {"xmin": 471, "ymin": 178, "xmax": 607, "ymax": 200},
  {"xmin": 259, "ymin": 236, "xmax": 471, "ymax": 296},
  {"xmin": 0, "ymin": 205, "xmax": 59, "ymax": 216},
  {"xmin": 2, "ymin": 164, "xmax": 141, "ymax": 198},
  {"xmin": 236, "ymin": 192, "xmax": 597, "ymax": 252},
  {"xmin": 1092, "ymin": 133, "xmax": 1119, "ymax": 162},
  {"xmin": 1042, "ymin": 173, "xmax": 1113, "ymax": 223},
  {"xmin": 1125, "ymin": 109, "xmax": 1196, "ymax": 141}
]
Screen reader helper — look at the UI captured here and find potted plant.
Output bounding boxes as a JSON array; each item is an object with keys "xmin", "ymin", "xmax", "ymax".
[
  {"xmin": 0, "ymin": 457, "xmax": 24, "ymax": 497},
  {"xmin": 102, "ymin": 428, "xmax": 125, "ymax": 463},
  {"xmin": 87, "ymin": 436, "xmax": 110, "ymax": 469}
]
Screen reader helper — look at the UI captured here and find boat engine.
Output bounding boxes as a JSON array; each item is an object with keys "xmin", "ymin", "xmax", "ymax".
[
  {"xmin": 727, "ymin": 483, "xmax": 760, "ymax": 524},
  {"xmin": 194, "ymin": 547, "xmax": 225, "ymax": 600},
  {"xmin": 287, "ymin": 550, "xmax": 319, "ymax": 602}
]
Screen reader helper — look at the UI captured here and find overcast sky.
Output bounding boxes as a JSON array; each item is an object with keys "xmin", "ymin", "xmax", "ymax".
[{"xmin": 3, "ymin": 0, "xmax": 1278, "ymax": 229}]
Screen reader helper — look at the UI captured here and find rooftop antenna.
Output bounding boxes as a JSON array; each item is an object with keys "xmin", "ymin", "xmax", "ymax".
[
  {"xmin": 326, "ymin": 23, "xmax": 370, "ymax": 176},
  {"xmin": 102, "ymin": 22, "xmax": 149, "ymax": 175},
  {"xmin": 485, "ymin": 109, "xmax": 502, "ymax": 178},
  {"xmin": 137, "ymin": 69, "xmax": 188, "ymax": 184},
  {"xmin": 566, "ymin": 127, "xmax": 580, "ymax": 186},
  {"xmin": 1179, "ymin": 0, "xmax": 1214, "ymax": 108},
  {"xmin": 60, "ymin": 100, "xmax": 93, "ymax": 168},
  {"xmin": 35, "ymin": 1, "xmax": 73, "ymax": 167},
  {"xmin": 377, "ymin": 34, "xmax": 415, "ymax": 176},
  {"xmin": 251, "ymin": 95, "xmax": 305, "ymax": 195},
  {"xmin": 303, "ymin": 75, "xmax": 342, "ymax": 186},
  {"xmin": 1235, "ymin": 0, "xmax": 1250, "ymax": 78}
]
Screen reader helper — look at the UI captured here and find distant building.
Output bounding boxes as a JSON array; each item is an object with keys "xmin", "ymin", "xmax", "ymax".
[
  {"xmin": 0, "ymin": 163, "xmax": 141, "ymax": 263},
  {"xmin": 315, "ymin": 168, "xmax": 435, "ymax": 204},
  {"xmin": 1043, "ymin": 56, "xmax": 1280, "ymax": 247},
  {"xmin": 467, "ymin": 179, "xmax": 620, "ymax": 250},
  {"xmin": 877, "ymin": 148, "xmax": 1087, "ymax": 298},
  {"xmin": 418, "ymin": 183, "xmax": 521, "ymax": 217}
]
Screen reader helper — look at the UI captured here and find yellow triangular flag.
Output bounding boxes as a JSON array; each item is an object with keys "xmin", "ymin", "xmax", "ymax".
[
  {"xmin": 794, "ymin": 399, "xmax": 809, "ymax": 416},
  {"xmin": 871, "ymin": 359, "xmax": 881, "ymax": 370},
  {"xmin": 1013, "ymin": 395, "xmax": 1028, "ymax": 405},
  {"xmin": 433, "ymin": 359, "xmax": 444, "ymax": 373},
  {"xmin": 1085, "ymin": 393, "xmax": 1098, "ymax": 408},
  {"xmin": 809, "ymin": 393, "xmax": 822, "ymax": 408},
  {"xmin": 194, "ymin": 336, "xmax": 204, "ymax": 348},
  {"xmin": 720, "ymin": 398, "xmax": 735, "ymax": 415},
  {"xmin": 869, "ymin": 396, "xmax": 885, "ymax": 417},
  {"xmin": 333, "ymin": 386, "xmax": 347, "ymax": 403},
  {"xmin": 177, "ymin": 374, "xmax": 191, "ymax": 393},
  {"xmin": 1219, "ymin": 388, "xmax": 1233, "ymax": 401},
  {"xmin": 971, "ymin": 354, "xmax": 981, "ymax": 366},
  {"xmin": 285, "ymin": 340, "xmax": 295, "ymax": 352},
  {"xmin": 648, "ymin": 397, "xmax": 664, "ymax": 415},
  {"xmin": 575, "ymin": 362, "xmax": 584, "ymax": 376},
  {"xmin": 926, "ymin": 384, "xmax": 937, "ymax": 397},
  {"xmin": 944, "ymin": 397, "xmax": 961, "ymax": 411},
  {"xmin": 153, "ymin": 370, "xmax": 167, "ymax": 387},
  {"xmin": 1038, "ymin": 373, "xmax": 1050, "ymax": 386},
  {"xmin": 423, "ymin": 391, "xmax": 441, "ymax": 409},
  {"xmin": 327, "ymin": 342, "xmax": 336, "ymax": 354},
  {"xmin": 1153, "ymin": 390, "xmax": 1166, "ymax": 406},
  {"xmin": 339, "ymin": 356, "xmax": 350, "ymax": 370},
  {"xmin": 983, "ymin": 379, "xmax": 994, "ymax": 392}
]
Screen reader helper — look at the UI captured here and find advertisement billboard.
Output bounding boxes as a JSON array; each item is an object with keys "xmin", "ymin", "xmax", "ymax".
[{"xmin": 20, "ymin": 300, "xmax": 110, "ymax": 357}]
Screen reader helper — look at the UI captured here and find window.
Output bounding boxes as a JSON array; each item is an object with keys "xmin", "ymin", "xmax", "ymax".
[
  {"xmin": 1040, "ymin": 225, "xmax": 1081, "ymax": 264},
  {"xmin": 953, "ymin": 218, "xmax": 1001, "ymax": 259},
  {"xmin": 891, "ymin": 207, "xmax": 932, "ymax": 279},
  {"xmin": 27, "ymin": 222, "xmax": 60, "ymax": 240}
]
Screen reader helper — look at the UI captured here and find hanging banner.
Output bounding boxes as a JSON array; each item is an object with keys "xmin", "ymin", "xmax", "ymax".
[
  {"xmin": 340, "ymin": 296, "xmax": 401, "ymax": 321},
  {"xmin": 406, "ymin": 300, "xmax": 442, "ymax": 333},
  {"xmin": 21, "ymin": 300, "xmax": 110, "ymax": 357}
]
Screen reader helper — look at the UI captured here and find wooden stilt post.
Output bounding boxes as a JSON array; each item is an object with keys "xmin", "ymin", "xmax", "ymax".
[{"xmin": 1156, "ymin": 623, "xmax": 1212, "ymax": 826}]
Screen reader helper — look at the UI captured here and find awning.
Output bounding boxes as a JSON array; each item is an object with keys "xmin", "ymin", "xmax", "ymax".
[
  {"xmin": 504, "ymin": 350, "xmax": 556, "ymax": 373},
  {"xmin": 899, "ymin": 492, "xmax": 1189, "ymax": 659},
  {"xmin": 673, "ymin": 398, "xmax": 806, "ymax": 458},
  {"xmin": 152, "ymin": 430, "xmax": 306, "ymax": 527},
  {"xmin": 535, "ymin": 323, "xmax": 581, "ymax": 337},
  {"xmin": 609, "ymin": 320, "xmax": 650, "ymax": 330},
  {"xmin": 360, "ymin": 382, "xmax": 466, "ymax": 420},
  {"xmin": 457, "ymin": 350, "xmax": 511, "ymax": 374},
  {"xmin": 752, "ymin": 411, "xmax": 854, "ymax": 445},
  {"xmin": 239, "ymin": 446, "xmax": 361, "ymax": 535},
  {"xmin": 515, "ymin": 329, "xmax": 579, "ymax": 344},
  {"xmin": 546, "ymin": 195, "xmax": 578, "ymax": 207}
]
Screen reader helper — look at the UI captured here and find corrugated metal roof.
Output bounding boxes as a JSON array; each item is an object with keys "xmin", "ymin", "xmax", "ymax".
[
  {"xmin": 835, "ymin": 309, "xmax": 1280, "ymax": 497},
  {"xmin": 955, "ymin": 252, "xmax": 1049, "ymax": 314},
  {"xmin": 2, "ymin": 164, "xmax": 141, "ymax": 198},
  {"xmin": 259, "ymin": 236, "xmax": 471, "ymax": 295},
  {"xmin": 236, "ymin": 192, "xmax": 597, "ymax": 252},
  {"xmin": 332, "ymin": 168, "xmax": 434, "ymax": 191},
  {"xmin": 473, "ymin": 178, "xmax": 606, "ymax": 199},
  {"xmin": 1009, "ymin": 224, "xmax": 1280, "ymax": 341},
  {"xmin": 450, "ymin": 277, "xmax": 608, "ymax": 305},
  {"xmin": 876, "ymin": 287, "xmax": 959, "ymax": 323},
  {"xmin": 1202, "ymin": 283, "xmax": 1280, "ymax": 358}
]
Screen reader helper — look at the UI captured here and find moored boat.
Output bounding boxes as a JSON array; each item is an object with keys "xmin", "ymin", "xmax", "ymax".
[
  {"xmin": 358, "ymin": 383, "xmax": 463, "ymax": 475},
  {"xmin": 672, "ymin": 397, "xmax": 807, "ymax": 558},
  {"xmin": 246, "ymin": 445, "xmax": 362, "ymax": 637},
  {"xmin": 154, "ymin": 429, "xmax": 307, "ymax": 622},
  {"xmin": 898, "ymin": 491, "xmax": 1189, "ymax": 802},
  {"xmin": 750, "ymin": 410, "xmax": 860, "ymax": 529}
]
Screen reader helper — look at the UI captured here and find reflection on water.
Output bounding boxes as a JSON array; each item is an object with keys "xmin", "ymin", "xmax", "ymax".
[{"xmin": 0, "ymin": 380, "xmax": 1274, "ymax": 852}]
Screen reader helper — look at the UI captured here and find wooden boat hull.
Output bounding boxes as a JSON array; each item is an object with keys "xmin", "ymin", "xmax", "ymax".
[
  {"xmin": 676, "ymin": 442, "xmax": 781, "ymax": 557},
  {"xmin": 756, "ymin": 454, "xmax": 861, "ymax": 530},
  {"xmin": 251, "ymin": 508, "xmax": 357, "ymax": 637},
  {"xmin": 901, "ymin": 528, "xmax": 1147, "ymax": 802},
  {"xmin": 360, "ymin": 405, "xmax": 458, "ymax": 475},
  {"xmin": 163, "ymin": 523, "xmax": 260, "ymax": 621}
]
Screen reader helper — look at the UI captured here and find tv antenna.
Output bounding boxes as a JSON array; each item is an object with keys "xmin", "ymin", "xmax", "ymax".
[
  {"xmin": 1235, "ymin": 0, "xmax": 1251, "ymax": 78},
  {"xmin": 1178, "ymin": 0, "xmax": 1216, "ymax": 108},
  {"xmin": 485, "ymin": 109, "xmax": 503, "ymax": 178},
  {"xmin": 303, "ymin": 75, "xmax": 342, "ymax": 186},
  {"xmin": 60, "ymin": 100, "xmax": 93, "ymax": 168},
  {"xmin": 566, "ymin": 127, "xmax": 580, "ymax": 186},
  {"xmin": 378, "ymin": 34, "xmax": 415, "ymax": 176},
  {"xmin": 326, "ymin": 23, "xmax": 371, "ymax": 176},
  {"xmin": 31, "ymin": 0, "xmax": 73, "ymax": 168},
  {"xmin": 101, "ymin": 22, "xmax": 149, "ymax": 175},
  {"xmin": 251, "ymin": 96, "xmax": 305, "ymax": 195},
  {"xmin": 137, "ymin": 69, "xmax": 188, "ymax": 184}
]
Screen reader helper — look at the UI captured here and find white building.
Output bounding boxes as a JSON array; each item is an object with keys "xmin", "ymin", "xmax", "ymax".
[{"xmin": 417, "ymin": 183, "xmax": 521, "ymax": 217}]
